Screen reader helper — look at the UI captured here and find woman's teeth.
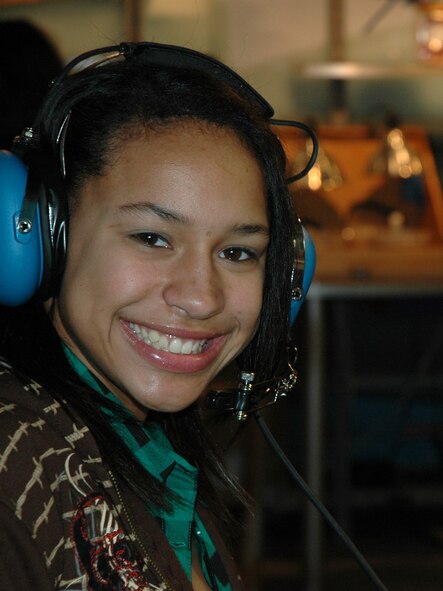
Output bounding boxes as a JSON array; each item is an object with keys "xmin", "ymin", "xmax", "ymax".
[{"xmin": 129, "ymin": 322, "xmax": 208, "ymax": 355}]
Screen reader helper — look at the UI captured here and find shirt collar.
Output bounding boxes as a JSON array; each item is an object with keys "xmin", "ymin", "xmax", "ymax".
[{"xmin": 62, "ymin": 344, "xmax": 198, "ymax": 482}]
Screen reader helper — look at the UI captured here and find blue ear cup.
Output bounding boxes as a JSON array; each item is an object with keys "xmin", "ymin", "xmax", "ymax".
[
  {"xmin": 290, "ymin": 226, "xmax": 316, "ymax": 325},
  {"xmin": 0, "ymin": 151, "xmax": 44, "ymax": 306}
]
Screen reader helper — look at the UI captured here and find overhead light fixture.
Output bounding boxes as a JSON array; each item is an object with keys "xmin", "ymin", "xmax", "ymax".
[{"xmin": 416, "ymin": 2, "xmax": 443, "ymax": 61}]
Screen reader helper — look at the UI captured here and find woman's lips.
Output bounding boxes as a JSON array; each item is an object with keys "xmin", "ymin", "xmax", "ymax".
[
  {"xmin": 120, "ymin": 319, "xmax": 227, "ymax": 373},
  {"xmin": 129, "ymin": 321, "xmax": 209, "ymax": 354}
]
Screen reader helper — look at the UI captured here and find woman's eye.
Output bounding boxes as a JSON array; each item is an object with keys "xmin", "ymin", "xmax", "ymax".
[
  {"xmin": 131, "ymin": 232, "xmax": 170, "ymax": 248},
  {"xmin": 220, "ymin": 247, "xmax": 257, "ymax": 262}
]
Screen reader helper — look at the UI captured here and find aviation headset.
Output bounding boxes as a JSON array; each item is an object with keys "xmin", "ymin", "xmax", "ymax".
[{"xmin": 0, "ymin": 41, "xmax": 317, "ymax": 319}]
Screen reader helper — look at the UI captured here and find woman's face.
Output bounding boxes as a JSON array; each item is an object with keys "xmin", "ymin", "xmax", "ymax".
[{"xmin": 50, "ymin": 122, "xmax": 269, "ymax": 418}]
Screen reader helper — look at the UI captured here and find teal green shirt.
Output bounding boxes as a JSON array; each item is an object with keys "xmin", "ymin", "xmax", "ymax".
[{"xmin": 64, "ymin": 347, "xmax": 232, "ymax": 590}]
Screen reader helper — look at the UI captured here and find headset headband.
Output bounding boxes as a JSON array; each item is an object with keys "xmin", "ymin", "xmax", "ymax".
[
  {"xmin": 31, "ymin": 42, "xmax": 317, "ymax": 184},
  {"xmin": 52, "ymin": 42, "xmax": 275, "ymax": 118}
]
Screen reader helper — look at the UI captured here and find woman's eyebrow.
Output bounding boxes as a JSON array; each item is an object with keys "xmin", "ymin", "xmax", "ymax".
[
  {"xmin": 232, "ymin": 223, "xmax": 269, "ymax": 236},
  {"xmin": 118, "ymin": 201, "xmax": 189, "ymax": 223},
  {"xmin": 118, "ymin": 201, "xmax": 269, "ymax": 235}
]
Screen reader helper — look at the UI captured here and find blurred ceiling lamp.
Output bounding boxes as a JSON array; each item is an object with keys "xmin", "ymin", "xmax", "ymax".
[
  {"xmin": 290, "ymin": 140, "xmax": 343, "ymax": 192},
  {"xmin": 363, "ymin": 1, "xmax": 443, "ymax": 63},
  {"xmin": 370, "ymin": 126, "xmax": 422, "ymax": 179},
  {"xmin": 416, "ymin": 2, "xmax": 443, "ymax": 61}
]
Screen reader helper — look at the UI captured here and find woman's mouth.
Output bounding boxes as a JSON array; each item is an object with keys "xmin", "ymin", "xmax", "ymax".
[
  {"xmin": 121, "ymin": 319, "xmax": 229, "ymax": 373},
  {"xmin": 121, "ymin": 319, "xmax": 227, "ymax": 373},
  {"xmin": 128, "ymin": 321, "xmax": 208, "ymax": 355}
]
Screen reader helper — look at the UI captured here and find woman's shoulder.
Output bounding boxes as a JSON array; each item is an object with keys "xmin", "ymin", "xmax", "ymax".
[
  {"xmin": 0, "ymin": 360, "xmax": 117, "ymax": 590},
  {"xmin": 0, "ymin": 358, "xmax": 82, "ymax": 444},
  {"xmin": 0, "ymin": 358, "xmax": 104, "ymax": 501},
  {"xmin": 0, "ymin": 357, "xmax": 59, "ymax": 416}
]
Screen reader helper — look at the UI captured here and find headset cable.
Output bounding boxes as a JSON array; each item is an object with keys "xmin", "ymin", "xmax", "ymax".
[{"xmin": 253, "ymin": 411, "xmax": 389, "ymax": 591}]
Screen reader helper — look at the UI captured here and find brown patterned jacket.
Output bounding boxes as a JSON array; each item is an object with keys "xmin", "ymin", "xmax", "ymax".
[{"xmin": 0, "ymin": 360, "xmax": 243, "ymax": 591}]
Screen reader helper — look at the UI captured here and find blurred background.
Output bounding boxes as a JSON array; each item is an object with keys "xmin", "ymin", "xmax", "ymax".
[{"xmin": 2, "ymin": 1, "xmax": 443, "ymax": 589}]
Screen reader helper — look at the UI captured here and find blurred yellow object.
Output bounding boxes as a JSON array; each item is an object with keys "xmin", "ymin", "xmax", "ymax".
[
  {"xmin": 291, "ymin": 140, "xmax": 344, "ymax": 192},
  {"xmin": 370, "ymin": 128, "xmax": 423, "ymax": 179},
  {"xmin": 416, "ymin": 2, "xmax": 443, "ymax": 62}
]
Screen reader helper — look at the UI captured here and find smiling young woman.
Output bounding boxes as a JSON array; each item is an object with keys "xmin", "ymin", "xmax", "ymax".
[
  {"xmin": 0, "ymin": 43, "xmax": 297, "ymax": 590},
  {"xmin": 50, "ymin": 123, "xmax": 269, "ymax": 420}
]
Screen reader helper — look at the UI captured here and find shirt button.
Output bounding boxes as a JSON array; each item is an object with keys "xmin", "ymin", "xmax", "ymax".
[{"xmin": 195, "ymin": 529, "xmax": 202, "ymax": 537}]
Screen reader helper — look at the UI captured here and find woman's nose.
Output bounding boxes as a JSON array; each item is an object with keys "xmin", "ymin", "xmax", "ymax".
[{"xmin": 162, "ymin": 255, "xmax": 225, "ymax": 319}]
